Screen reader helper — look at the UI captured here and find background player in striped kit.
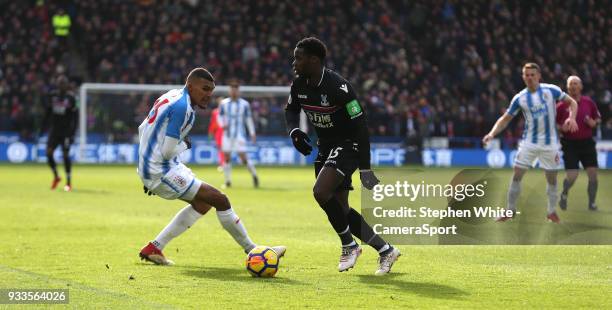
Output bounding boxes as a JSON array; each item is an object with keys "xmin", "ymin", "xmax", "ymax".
[
  {"xmin": 219, "ymin": 80, "xmax": 259, "ymax": 188},
  {"xmin": 482, "ymin": 63, "xmax": 578, "ymax": 223}
]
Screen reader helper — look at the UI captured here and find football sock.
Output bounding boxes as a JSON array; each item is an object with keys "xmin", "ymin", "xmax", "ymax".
[
  {"xmin": 562, "ymin": 178, "xmax": 572, "ymax": 196},
  {"xmin": 64, "ymin": 156, "xmax": 72, "ymax": 185},
  {"xmin": 223, "ymin": 163, "xmax": 232, "ymax": 184},
  {"xmin": 546, "ymin": 183, "xmax": 558, "ymax": 214},
  {"xmin": 216, "ymin": 208, "xmax": 256, "ymax": 252},
  {"xmin": 47, "ymin": 153, "xmax": 58, "ymax": 178},
  {"xmin": 377, "ymin": 244, "xmax": 392, "ymax": 255},
  {"xmin": 338, "ymin": 226, "xmax": 357, "ymax": 247},
  {"xmin": 246, "ymin": 161, "xmax": 257, "ymax": 177},
  {"xmin": 346, "ymin": 208, "xmax": 387, "ymax": 251},
  {"xmin": 321, "ymin": 197, "xmax": 355, "ymax": 246},
  {"xmin": 154, "ymin": 205, "xmax": 202, "ymax": 250},
  {"xmin": 507, "ymin": 180, "xmax": 521, "ymax": 212},
  {"xmin": 587, "ymin": 180, "xmax": 597, "ymax": 206}
]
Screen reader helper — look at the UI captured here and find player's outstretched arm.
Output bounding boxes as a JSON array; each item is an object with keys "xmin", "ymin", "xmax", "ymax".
[
  {"xmin": 482, "ymin": 113, "xmax": 513, "ymax": 146},
  {"xmin": 353, "ymin": 116, "xmax": 380, "ymax": 189},
  {"xmin": 561, "ymin": 96, "xmax": 579, "ymax": 132}
]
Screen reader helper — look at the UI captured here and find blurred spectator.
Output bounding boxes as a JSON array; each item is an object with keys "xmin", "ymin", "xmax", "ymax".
[{"xmin": 52, "ymin": 8, "xmax": 71, "ymax": 37}]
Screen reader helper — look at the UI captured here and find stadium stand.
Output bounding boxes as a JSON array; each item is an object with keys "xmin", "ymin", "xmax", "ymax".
[{"xmin": 0, "ymin": 0, "xmax": 609, "ymax": 142}]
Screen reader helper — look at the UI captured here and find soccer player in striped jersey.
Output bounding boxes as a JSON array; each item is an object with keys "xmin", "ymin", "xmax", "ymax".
[
  {"xmin": 482, "ymin": 63, "xmax": 578, "ymax": 223},
  {"xmin": 137, "ymin": 68, "xmax": 285, "ymax": 265},
  {"xmin": 218, "ymin": 80, "xmax": 259, "ymax": 188}
]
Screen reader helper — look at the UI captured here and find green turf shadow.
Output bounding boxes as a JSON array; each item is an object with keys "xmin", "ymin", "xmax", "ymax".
[
  {"xmin": 178, "ymin": 266, "xmax": 306, "ymax": 286},
  {"xmin": 357, "ymin": 273, "xmax": 469, "ymax": 300}
]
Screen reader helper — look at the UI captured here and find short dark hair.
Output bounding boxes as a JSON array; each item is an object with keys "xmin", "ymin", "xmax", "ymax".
[
  {"xmin": 296, "ymin": 37, "xmax": 327, "ymax": 61},
  {"xmin": 523, "ymin": 62, "xmax": 540, "ymax": 72},
  {"xmin": 186, "ymin": 67, "xmax": 214, "ymax": 82},
  {"xmin": 228, "ymin": 78, "xmax": 240, "ymax": 87}
]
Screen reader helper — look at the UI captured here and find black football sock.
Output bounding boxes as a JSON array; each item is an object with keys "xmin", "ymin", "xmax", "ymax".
[
  {"xmin": 321, "ymin": 197, "xmax": 355, "ymax": 247},
  {"xmin": 562, "ymin": 178, "xmax": 572, "ymax": 196},
  {"xmin": 63, "ymin": 154, "xmax": 72, "ymax": 185},
  {"xmin": 347, "ymin": 208, "xmax": 388, "ymax": 252},
  {"xmin": 588, "ymin": 180, "xmax": 597, "ymax": 206},
  {"xmin": 47, "ymin": 153, "xmax": 58, "ymax": 178}
]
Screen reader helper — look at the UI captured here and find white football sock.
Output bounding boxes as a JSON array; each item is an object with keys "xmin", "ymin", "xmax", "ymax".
[
  {"xmin": 223, "ymin": 163, "xmax": 232, "ymax": 183},
  {"xmin": 246, "ymin": 161, "xmax": 257, "ymax": 177},
  {"xmin": 154, "ymin": 205, "xmax": 202, "ymax": 250},
  {"xmin": 507, "ymin": 180, "xmax": 521, "ymax": 212},
  {"xmin": 546, "ymin": 183, "xmax": 558, "ymax": 214},
  {"xmin": 217, "ymin": 208, "xmax": 256, "ymax": 252},
  {"xmin": 377, "ymin": 243, "xmax": 390, "ymax": 254}
]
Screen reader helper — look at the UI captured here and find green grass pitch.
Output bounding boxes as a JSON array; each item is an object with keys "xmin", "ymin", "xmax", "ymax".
[{"xmin": 0, "ymin": 164, "xmax": 610, "ymax": 309}]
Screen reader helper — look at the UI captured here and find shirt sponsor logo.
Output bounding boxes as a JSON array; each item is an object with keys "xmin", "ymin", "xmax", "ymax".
[
  {"xmin": 306, "ymin": 111, "xmax": 334, "ymax": 128},
  {"xmin": 529, "ymin": 101, "xmax": 548, "ymax": 117},
  {"xmin": 298, "ymin": 94, "xmax": 308, "ymax": 99}
]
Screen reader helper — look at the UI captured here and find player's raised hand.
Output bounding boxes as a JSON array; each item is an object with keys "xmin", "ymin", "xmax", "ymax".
[
  {"xmin": 482, "ymin": 134, "xmax": 493, "ymax": 147},
  {"xmin": 360, "ymin": 169, "xmax": 380, "ymax": 190},
  {"xmin": 563, "ymin": 118, "xmax": 578, "ymax": 132},
  {"xmin": 289, "ymin": 129, "xmax": 312, "ymax": 156}
]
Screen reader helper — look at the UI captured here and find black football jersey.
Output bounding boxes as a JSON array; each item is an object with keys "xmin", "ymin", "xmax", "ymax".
[
  {"xmin": 286, "ymin": 68, "xmax": 366, "ymax": 144},
  {"xmin": 46, "ymin": 91, "xmax": 77, "ymax": 136}
]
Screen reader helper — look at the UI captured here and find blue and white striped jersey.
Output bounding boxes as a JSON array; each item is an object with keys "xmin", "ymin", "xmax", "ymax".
[
  {"xmin": 138, "ymin": 87, "xmax": 195, "ymax": 181},
  {"xmin": 219, "ymin": 97, "xmax": 255, "ymax": 140},
  {"xmin": 507, "ymin": 83, "xmax": 567, "ymax": 147}
]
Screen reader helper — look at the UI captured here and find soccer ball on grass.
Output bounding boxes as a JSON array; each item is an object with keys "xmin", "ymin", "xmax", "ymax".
[{"xmin": 246, "ymin": 246, "xmax": 279, "ymax": 277}]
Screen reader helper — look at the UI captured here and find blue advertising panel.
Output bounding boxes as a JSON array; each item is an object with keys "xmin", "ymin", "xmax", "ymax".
[{"xmin": 1, "ymin": 140, "xmax": 610, "ymax": 168}]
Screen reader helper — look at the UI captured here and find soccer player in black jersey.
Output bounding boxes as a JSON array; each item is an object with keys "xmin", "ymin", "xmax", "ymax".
[
  {"xmin": 44, "ymin": 75, "xmax": 77, "ymax": 191},
  {"xmin": 285, "ymin": 37, "xmax": 400, "ymax": 275}
]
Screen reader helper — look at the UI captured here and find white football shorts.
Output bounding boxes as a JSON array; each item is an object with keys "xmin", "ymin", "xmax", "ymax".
[
  {"xmin": 514, "ymin": 142, "xmax": 561, "ymax": 170},
  {"xmin": 150, "ymin": 163, "xmax": 202, "ymax": 201},
  {"xmin": 221, "ymin": 136, "xmax": 248, "ymax": 153}
]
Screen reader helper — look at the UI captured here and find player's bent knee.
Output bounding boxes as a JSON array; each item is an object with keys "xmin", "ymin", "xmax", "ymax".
[
  {"xmin": 313, "ymin": 185, "xmax": 333, "ymax": 205},
  {"xmin": 215, "ymin": 193, "xmax": 231, "ymax": 211},
  {"xmin": 190, "ymin": 201, "xmax": 212, "ymax": 215},
  {"xmin": 189, "ymin": 183, "xmax": 230, "ymax": 211}
]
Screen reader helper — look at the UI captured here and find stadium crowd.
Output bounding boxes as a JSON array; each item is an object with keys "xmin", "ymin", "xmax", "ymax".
[{"xmin": 1, "ymin": 0, "xmax": 610, "ymax": 143}]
